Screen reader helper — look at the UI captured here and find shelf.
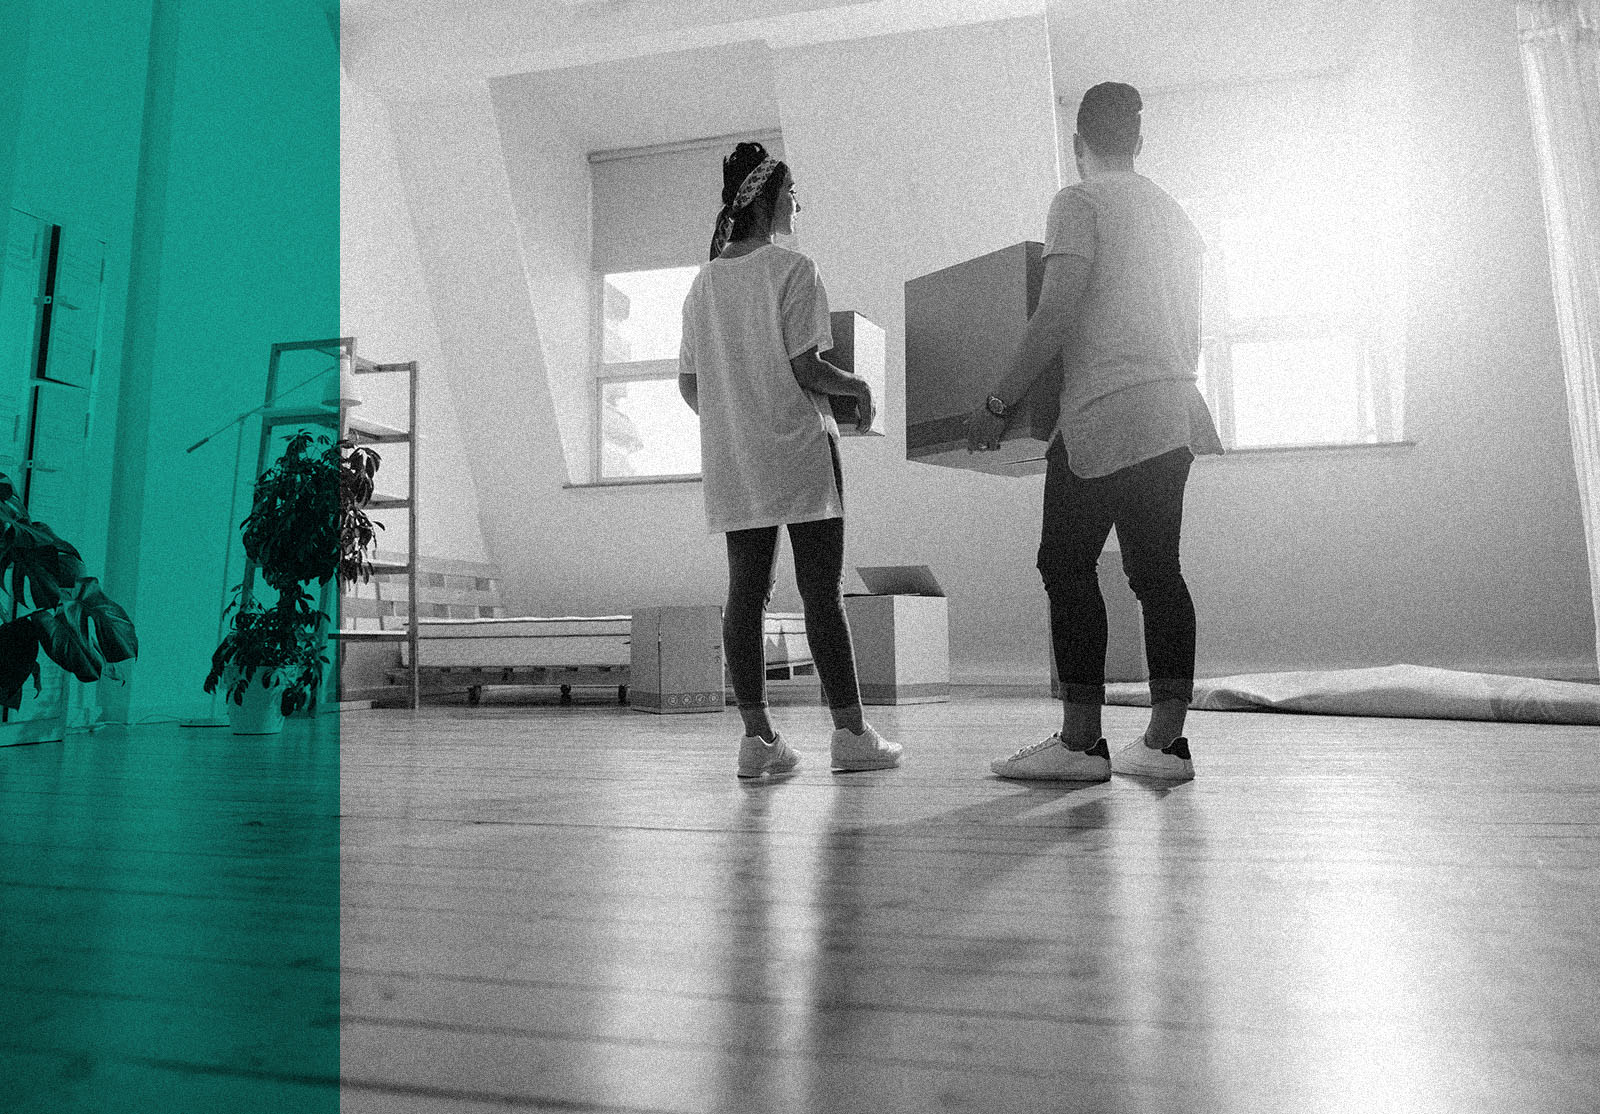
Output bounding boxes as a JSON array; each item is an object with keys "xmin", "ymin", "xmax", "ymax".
[
  {"xmin": 261, "ymin": 405, "xmax": 337, "ymax": 427},
  {"xmin": 252, "ymin": 337, "xmax": 420, "ymax": 711},
  {"xmin": 346, "ymin": 414, "xmax": 410, "ymax": 443}
]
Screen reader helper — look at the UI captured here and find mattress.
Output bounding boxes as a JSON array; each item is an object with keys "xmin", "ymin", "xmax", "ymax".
[
  {"xmin": 1104, "ymin": 664, "xmax": 1600, "ymax": 726},
  {"xmin": 401, "ymin": 613, "xmax": 811, "ymax": 670}
]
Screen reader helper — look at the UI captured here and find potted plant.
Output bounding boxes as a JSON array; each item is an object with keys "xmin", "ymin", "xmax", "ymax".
[
  {"xmin": 0, "ymin": 473, "xmax": 138, "ymax": 718},
  {"xmin": 204, "ymin": 431, "xmax": 381, "ymax": 733}
]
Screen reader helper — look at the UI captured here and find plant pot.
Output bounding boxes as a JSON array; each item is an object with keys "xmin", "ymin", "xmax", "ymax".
[{"xmin": 227, "ymin": 668, "xmax": 288, "ymax": 735}]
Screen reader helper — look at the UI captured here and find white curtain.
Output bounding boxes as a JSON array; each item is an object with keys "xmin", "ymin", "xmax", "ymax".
[{"xmin": 1518, "ymin": 0, "xmax": 1600, "ymax": 672}]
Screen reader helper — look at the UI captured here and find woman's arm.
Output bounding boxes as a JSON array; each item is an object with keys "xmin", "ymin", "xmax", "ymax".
[{"xmin": 791, "ymin": 348, "xmax": 875, "ymax": 431}]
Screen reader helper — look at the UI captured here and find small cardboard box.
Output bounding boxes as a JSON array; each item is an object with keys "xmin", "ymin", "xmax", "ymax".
[
  {"xmin": 844, "ymin": 566, "xmax": 950, "ymax": 705},
  {"xmin": 630, "ymin": 606, "xmax": 725, "ymax": 714},
  {"xmin": 904, "ymin": 242, "xmax": 1062, "ymax": 476},
  {"xmin": 822, "ymin": 310, "xmax": 886, "ymax": 437}
]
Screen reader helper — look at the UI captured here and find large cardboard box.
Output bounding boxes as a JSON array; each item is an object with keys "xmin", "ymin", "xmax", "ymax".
[
  {"xmin": 630, "ymin": 606, "xmax": 725, "ymax": 714},
  {"xmin": 845, "ymin": 566, "xmax": 950, "ymax": 705},
  {"xmin": 822, "ymin": 310, "xmax": 886, "ymax": 437},
  {"xmin": 904, "ymin": 242, "xmax": 1062, "ymax": 476}
]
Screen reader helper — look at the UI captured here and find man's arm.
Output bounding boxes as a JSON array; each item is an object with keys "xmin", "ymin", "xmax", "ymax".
[
  {"xmin": 678, "ymin": 373, "xmax": 698, "ymax": 415},
  {"xmin": 967, "ymin": 252, "xmax": 1091, "ymax": 451}
]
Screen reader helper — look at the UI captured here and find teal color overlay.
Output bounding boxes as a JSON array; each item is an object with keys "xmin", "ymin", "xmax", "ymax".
[{"xmin": 1, "ymin": 1, "xmax": 340, "ymax": 1110}]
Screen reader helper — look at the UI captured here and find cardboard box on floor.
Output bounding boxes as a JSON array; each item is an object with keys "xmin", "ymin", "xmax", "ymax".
[
  {"xmin": 630, "ymin": 606, "xmax": 725, "ymax": 714},
  {"xmin": 845, "ymin": 566, "xmax": 950, "ymax": 705}
]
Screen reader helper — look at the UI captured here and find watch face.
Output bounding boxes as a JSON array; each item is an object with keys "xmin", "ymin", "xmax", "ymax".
[{"xmin": 986, "ymin": 396, "xmax": 1006, "ymax": 417}]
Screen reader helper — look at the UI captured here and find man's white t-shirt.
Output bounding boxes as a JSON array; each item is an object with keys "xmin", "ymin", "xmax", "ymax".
[
  {"xmin": 1043, "ymin": 171, "xmax": 1223, "ymax": 477},
  {"xmin": 679, "ymin": 245, "xmax": 841, "ymax": 534}
]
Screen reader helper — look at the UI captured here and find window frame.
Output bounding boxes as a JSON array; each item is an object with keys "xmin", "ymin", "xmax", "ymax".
[{"xmin": 591, "ymin": 351, "xmax": 701, "ymax": 483}]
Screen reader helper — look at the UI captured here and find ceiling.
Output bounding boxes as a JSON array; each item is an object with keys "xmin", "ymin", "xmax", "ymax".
[
  {"xmin": 340, "ymin": 0, "xmax": 1044, "ymax": 94},
  {"xmin": 345, "ymin": 0, "xmax": 1406, "ymax": 153}
]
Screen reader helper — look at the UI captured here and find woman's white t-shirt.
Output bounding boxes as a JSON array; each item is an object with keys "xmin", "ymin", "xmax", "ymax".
[{"xmin": 679, "ymin": 245, "xmax": 841, "ymax": 534}]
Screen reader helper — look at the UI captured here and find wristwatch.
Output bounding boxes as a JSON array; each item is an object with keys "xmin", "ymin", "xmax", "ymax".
[{"xmin": 984, "ymin": 394, "xmax": 1009, "ymax": 418}]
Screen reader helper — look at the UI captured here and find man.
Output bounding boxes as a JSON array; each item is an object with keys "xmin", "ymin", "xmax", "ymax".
[{"xmin": 968, "ymin": 81, "xmax": 1223, "ymax": 782}]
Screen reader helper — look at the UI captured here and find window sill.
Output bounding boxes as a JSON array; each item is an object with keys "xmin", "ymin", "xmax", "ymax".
[
  {"xmin": 1201, "ymin": 440, "xmax": 1416, "ymax": 462},
  {"xmin": 563, "ymin": 474, "xmax": 702, "ymax": 490}
]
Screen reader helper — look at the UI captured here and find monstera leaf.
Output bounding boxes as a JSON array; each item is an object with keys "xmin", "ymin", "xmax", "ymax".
[
  {"xmin": 33, "ymin": 577, "xmax": 139, "ymax": 683},
  {"xmin": 0, "ymin": 519, "xmax": 87, "ymax": 611},
  {"xmin": 0, "ymin": 617, "xmax": 41, "ymax": 711}
]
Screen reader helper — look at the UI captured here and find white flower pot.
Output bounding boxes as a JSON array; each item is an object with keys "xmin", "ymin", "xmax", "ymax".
[{"xmin": 226, "ymin": 668, "xmax": 288, "ymax": 735}]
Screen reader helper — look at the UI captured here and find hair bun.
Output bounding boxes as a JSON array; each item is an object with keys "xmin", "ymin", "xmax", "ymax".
[{"xmin": 722, "ymin": 141, "xmax": 770, "ymax": 204}]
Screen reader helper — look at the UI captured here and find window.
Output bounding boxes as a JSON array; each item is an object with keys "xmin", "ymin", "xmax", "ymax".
[
  {"xmin": 1185, "ymin": 190, "xmax": 1404, "ymax": 450},
  {"xmin": 595, "ymin": 266, "xmax": 701, "ymax": 479},
  {"xmin": 588, "ymin": 131, "xmax": 784, "ymax": 482}
]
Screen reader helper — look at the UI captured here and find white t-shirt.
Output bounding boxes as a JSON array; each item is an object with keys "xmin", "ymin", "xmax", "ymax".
[
  {"xmin": 1043, "ymin": 171, "xmax": 1223, "ymax": 477},
  {"xmin": 679, "ymin": 245, "xmax": 841, "ymax": 534}
]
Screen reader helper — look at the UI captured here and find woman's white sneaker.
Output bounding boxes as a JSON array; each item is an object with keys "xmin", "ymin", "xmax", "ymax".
[
  {"xmin": 1111, "ymin": 736, "xmax": 1194, "ymax": 780},
  {"xmin": 990, "ymin": 735, "xmax": 1111, "ymax": 781},
  {"xmin": 830, "ymin": 724, "xmax": 902, "ymax": 771},
  {"xmin": 737, "ymin": 733, "xmax": 801, "ymax": 778}
]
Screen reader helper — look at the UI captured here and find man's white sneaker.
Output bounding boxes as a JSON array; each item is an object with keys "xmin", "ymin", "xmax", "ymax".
[
  {"xmin": 737, "ymin": 733, "xmax": 801, "ymax": 778},
  {"xmin": 1111, "ymin": 736, "xmax": 1194, "ymax": 780},
  {"xmin": 990, "ymin": 734, "xmax": 1111, "ymax": 781},
  {"xmin": 830, "ymin": 724, "xmax": 902, "ymax": 771}
]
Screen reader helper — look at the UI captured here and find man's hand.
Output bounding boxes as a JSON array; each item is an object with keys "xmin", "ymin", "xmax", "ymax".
[{"xmin": 966, "ymin": 404, "xmax": 1007, "ymax": 453}]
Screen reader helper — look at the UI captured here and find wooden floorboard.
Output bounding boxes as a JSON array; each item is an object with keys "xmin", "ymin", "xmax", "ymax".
[{"xmin": 2, "ymin": 690, "xmax": 1597, "ymax": 1112}]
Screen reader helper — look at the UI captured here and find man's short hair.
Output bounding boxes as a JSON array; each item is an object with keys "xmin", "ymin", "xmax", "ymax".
[{"xmin": 1077, "ymin": 82, "xmax": 1142, "ymax": 160}]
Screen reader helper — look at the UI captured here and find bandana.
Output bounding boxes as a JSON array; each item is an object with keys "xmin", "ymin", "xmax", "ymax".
[{"xmin": 711, "ymin": 156, "xmax": 781, "ymax": 258}]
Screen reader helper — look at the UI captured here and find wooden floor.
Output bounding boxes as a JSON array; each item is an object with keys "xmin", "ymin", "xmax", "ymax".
[{"xmin": 3, "ymin": 690, "xmax": 1598, "ymax": 1113}]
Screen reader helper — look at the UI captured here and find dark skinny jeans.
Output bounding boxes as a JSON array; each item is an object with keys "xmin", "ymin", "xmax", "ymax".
[
  {"xmin": 1038, "ymin": 440, "xmax": 1197, "ymax": 707},
  {"xmin": 724, "ymin": 516, "xmax": 861, "ymax": 712}
]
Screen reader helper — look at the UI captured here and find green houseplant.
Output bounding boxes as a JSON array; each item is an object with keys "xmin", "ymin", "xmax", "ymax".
[
  {"xmin": 204, "ymin": 431, "xmax": 381, "ymax": 727},
  {"xmin": 0, "ymin": 473, "xmax": 138, "ymax": 712}
]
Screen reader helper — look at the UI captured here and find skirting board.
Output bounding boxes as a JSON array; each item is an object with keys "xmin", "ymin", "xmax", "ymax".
[{"xmin": 861, "ymin": 681, "xmax": 949, "ymax": 705}]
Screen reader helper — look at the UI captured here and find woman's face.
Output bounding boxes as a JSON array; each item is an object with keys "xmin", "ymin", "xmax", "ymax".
[{"xmin": 771, "ymin": 171, "xmax": 799, "ymax": 236}]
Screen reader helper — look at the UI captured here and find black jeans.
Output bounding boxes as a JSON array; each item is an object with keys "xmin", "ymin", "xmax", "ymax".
[
  {"xmin": 723, "ymin": 439, "xmax": 860, "ymax": 712},
  {"xmin": 1037, "ymin": 440, "xmax": 1196, "ymax": 706}
]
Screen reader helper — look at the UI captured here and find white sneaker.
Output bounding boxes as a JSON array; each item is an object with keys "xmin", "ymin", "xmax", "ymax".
[
  {"xmin": 990, "ymin": 734, "xmax": 1110, "ymax": 781},
  {"xmin": 737, "ymin": 733, "xmax": 801, "ymax": 778},
  {"xmin": 1111, "ymin": 736, "xmax": 1194, "ymax": 780},
  {"xmin": 830, "ymin": 724, "xmax": 902, "ymax": 771}
]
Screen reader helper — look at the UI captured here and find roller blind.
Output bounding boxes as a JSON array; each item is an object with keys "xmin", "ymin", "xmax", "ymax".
[{"xmin": 591, "ymin": 132, "xmax": 783, "ymax": 274}]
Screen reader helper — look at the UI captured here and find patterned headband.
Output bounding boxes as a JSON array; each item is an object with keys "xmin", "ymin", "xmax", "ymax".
[
  {"xmin": 711, "ymin": 156, "xmax": 783, "ymax": 258},
  {"xmin": 730, "ymin": 156, "xmax": 781, "ymax": 212}
]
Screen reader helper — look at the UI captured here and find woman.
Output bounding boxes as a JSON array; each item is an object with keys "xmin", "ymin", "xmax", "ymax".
[{"xmin": 678, "ymin": 141, "xmax": 902, "ymax": 778}]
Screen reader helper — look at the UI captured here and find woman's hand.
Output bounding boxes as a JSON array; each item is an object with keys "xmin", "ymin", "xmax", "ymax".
[
  {"xmin": 967, "ymin": 403, "xmax": 1007, "ymax": 452},
  {"xmin": 852, "ymin": 380, "xmax": 877, "ymax": 433}
]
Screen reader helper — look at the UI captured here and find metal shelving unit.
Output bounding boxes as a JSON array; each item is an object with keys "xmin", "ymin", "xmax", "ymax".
[{"xmin": 244, "ymin": 337, "xmax": 420, "ymax": 710}]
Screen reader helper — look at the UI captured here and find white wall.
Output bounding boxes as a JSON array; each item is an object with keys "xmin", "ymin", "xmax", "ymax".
[
  {"xmin": 1132, "ymin": 1, "xmax": 1592, "ymax": 679},
  {"xmin": 340, "ymin": 67, "xmax": 488, "ymax": 565},
  {"xmin": 364, "ymin": 1, "xmax": 1596, "ymax": 684},
  {"xmin": 488, "ymin": 79, "xmax": 599, "ymax": 482},
  {"xmin": 385, "ymin": 83, "xmax": 726, "ymax": 617}
]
